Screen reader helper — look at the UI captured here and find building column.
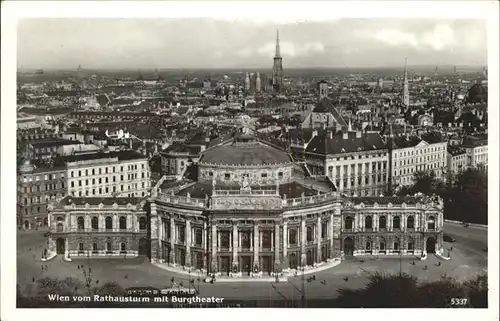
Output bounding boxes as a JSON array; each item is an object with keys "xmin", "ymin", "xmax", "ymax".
[
  {"xmin": 203, "ymin": 221, "xmax": 207, "ymax": 269},
  {"xmin": 368, "ymin": 162, "xmax": 373, "ymax": 191},
  {"xmin": 316, "ymin": 216, "xmax": 322, "ymax": 263},
  {"xmin": 339, "ymin": 165, "xmax": 344, "ymax": 192},
  {"xmin": 65, "ymin": 238, "xmax": 69, "ymax": 257},
  {"xmin": 156, "ymin": 215, "xmax": 163, "ymax": 261},
  {"xmin": 211, "ymin": 223, "xmax": 217, "ymax": 273},
  {"xmin": 282, "ymin": 221, "xmax": 288, "ymax": 259},
  {"xmin": 329, "ymin": 212, "xmax": 334, "ymax": 258},
  {"xmin": 185, "ymin": 219, "xmax": 191, "ymax": 267},
  {"xmin": 232, "ymin": 223, "xmax": 238, "ymax": 269},
  {"xmin": 170, "ymin": 217, "xmax": 175, "ymax": 264},
  {"xmin": 113, "ymin": 214, "xmax": 118, "ymax": 232},
  {"xmin": 274, "ymin": 222, "xmax": 280, "ymax": 269},
  {"xmin": 301, "ymin": 217, "xmax": 306, "ymax": 266},
  {"xmin": 253, "ymin": 222, "xmax": 259, "ymax": 269}
]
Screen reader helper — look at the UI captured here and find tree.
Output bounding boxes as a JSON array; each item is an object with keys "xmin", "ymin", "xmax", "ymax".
[
  {"xmin": 397, "ymin": 171, "xmax": 445, "ymax": 197},
  {"xmin": 450, "ymin": 169, "xmax": 488, "ymax": 224},
  {"xmin": 333, "ymin": 273, "xmax": 488, "ymax": 308}
]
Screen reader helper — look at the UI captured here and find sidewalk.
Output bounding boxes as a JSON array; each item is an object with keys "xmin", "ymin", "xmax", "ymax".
[{"xmin": 153, "ymin": 258, "xmax": 342, "ymax": 283}]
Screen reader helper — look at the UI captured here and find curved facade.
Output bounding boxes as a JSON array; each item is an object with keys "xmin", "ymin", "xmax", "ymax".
[{"xmin": 150, "ymin": 135, "xmax": 444, "ymax": 277}]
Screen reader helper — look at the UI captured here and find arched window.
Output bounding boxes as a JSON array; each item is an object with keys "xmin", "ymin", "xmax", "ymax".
[
  {"xmin": 306, "ymin": 226, "xmax": 313, "ymax": 242},
  {"xmin": 195, "ymin": 228, "xmax": 203, "ymax": 245},
  {"xmin": 56, "ymin": 223, "xmax": 63, "ymax": 232},
  {"xmin": 105, "ymin": 216, "xmax": 112, "ymax": 230},
  {"xmin": 379, "ymin": 216, "xmax": 387, "ymax": 229},
  {"xmin": 365, "ymin": 216, "xmax": 373, "ymax": 229},
  {"xmin": 393, "ymin": 216, "xmax": 401, "ymax": 229},
  {"xmin": 106, "ymin": 238, "xmax": 112, "ymax": 252},
  {"xmin": 407, "ymin": 238, "xmax": 415, "ymax": 252},
  {"xmin": 427, "ymin": 216, "xmax": 435, "ymax": 230},
  {"xmin": 77, "ymin": 216, "xmax": 84, "ymax": 230},
  {"xmin": 288, "ymin": 229, "xmax": 297, "ymax": 245},
  {"xmin": 119, "ymin": 216, "xmax": 127, "ymax": 230},
  {"xmin": 379, "ymin": 238, "xmax": 386, "ymax": 252},
  {"xmin": 344, "ymin": 216, "xmax": 354, "ymax": 230},
  {"xmin": 365, "ymin": 240, "xmax": 372, "ymax": 250},
  {"xmin": 78, "ymin": 242, "xmax": 84, "ymax": 252},
  {"xmin": 92, "ymin": 243, "xmax": 98, "ymax": 253},
  {"xmin": 394, "ymin": 239, "xmax": 400, "ymax": 251},
  {"xmin": 139, "ymin": 217, "xmax": 147, "ymax": 230},
  {"xmin": 407, "ymin": 216, "xmax": 415, "ymax": 229},
  {"xmin": 91, "ymin": 217, "xmax": 98, "ymax": 230},
  {"xmin": 120, "ymin": 242, "xmax": 126, "ymax": 253}
]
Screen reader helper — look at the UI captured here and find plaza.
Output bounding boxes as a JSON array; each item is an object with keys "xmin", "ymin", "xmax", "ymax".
[{"xmin": 17, "ymin": 221, "xmax": 487, "ymax": 302}]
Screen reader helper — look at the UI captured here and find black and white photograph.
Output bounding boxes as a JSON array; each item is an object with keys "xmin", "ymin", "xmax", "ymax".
[{"xmin": 1, "ymin": 1, "xmax": 499, "ymax": 320}]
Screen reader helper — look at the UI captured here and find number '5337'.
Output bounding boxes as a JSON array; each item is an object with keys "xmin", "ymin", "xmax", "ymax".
[{"xmin": 451, "ymin": 298, "xmax": 468, "ymax": 306}]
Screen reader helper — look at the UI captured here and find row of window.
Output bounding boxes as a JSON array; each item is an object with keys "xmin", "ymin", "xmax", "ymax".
[
  {"xmin": 330, "ymin": 162, "xmax": 388, "ymax": 175},
  {"xmin": 344, "ymin": 215, "xmax": 436, "ymax": 230},
  {"xmin": 335, "ymin": 174, "xmax": 387, "ymax": 188},
  {"xmin": 70, "ymin": 164, "xmax": 147, "ymax": 178},
  {"xmin": 214, "ymin": 172, "xmax": 284, "ymax": 180},
  {"xmin": 70, "ymin": 174, "xmax": 147, "ymax": 187},
  {"xmin": 21, "ymin": 182, "xmax": 65, "ymax": 194},
  {"xmin": 70, "ymin": 183, "xmax": 146, "ymax": 196},
  {"xmin": 395, "ymin": 145, "xmax": 445, "ymax": 158},
  {"xmin": 67, "ymin": 216, "xmax": 148, "ymax": 231},
  {"xmin": 22, "ymin": 194, "xmax": 63, "ymax": 205},
  {"xmin": 330, "ymin": 153, "xmax": 387, "ymax": 161},
  {"xmin": 78, "ymin": 241, "xmax": 127, "ymax": 253},
  {"xmin": 360, "ymin": 240, "xmax": 415, "ymax": 251}
]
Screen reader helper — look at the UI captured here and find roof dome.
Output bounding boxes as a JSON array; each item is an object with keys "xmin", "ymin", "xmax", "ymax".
[
  {"xmin": 19, "ymin": 158, "xmax": 34, "ymax": 173},
  {"xmin": 200, "ymin": 135, "xmax": 291, "ymax": 166}
]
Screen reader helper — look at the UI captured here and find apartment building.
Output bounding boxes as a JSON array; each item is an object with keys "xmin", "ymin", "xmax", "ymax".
[{"xmin": 65, "ymin": 150, "xmax": 151, "ymax": 198}]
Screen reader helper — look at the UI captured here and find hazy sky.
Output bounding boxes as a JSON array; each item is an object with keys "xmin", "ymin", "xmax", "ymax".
[{"xmin": 17, "ymin": 18, "xmax": 487, "ymax": 69}]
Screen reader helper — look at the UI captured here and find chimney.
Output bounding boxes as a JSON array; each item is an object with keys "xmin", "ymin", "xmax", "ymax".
[
  {"xmin": 129, "ymin": 139, "xmax": 133, "ymax": 149},
  {"xmin": 327, "ymin": 129, "xmax": 333, "ymax": 139},
  {"xmin": 342, "ymin": 131, "xmax": 348, "ymax": 140},
  {"xmin": 356, "ymin": 131, "xmax": 362, "ymax": 138},
  {"xmin": 312, "ymin": 129, "xmax": 318, "ymax": 138}
]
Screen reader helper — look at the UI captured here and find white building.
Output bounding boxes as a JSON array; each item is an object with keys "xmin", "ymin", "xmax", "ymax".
[
  {"xmin": 447, "ymin": 146, "xmax": 468, "ymax": 175},
  {"xmin": 66, "ymin": 150, "xmax": 151, "ymax": 198},
  {"xmin": 390, "ymin": 132, "xmax": 448, "ymax": 188},
  {"xmin": 462, "ymin": 136, "xmax": 488, "ymax": 172}
]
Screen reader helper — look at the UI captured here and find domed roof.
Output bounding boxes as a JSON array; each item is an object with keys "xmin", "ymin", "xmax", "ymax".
[
  {"xmin": 200, "ymin": 136, "xmax": 291, "ymax": 166},
  {"xmin": 19, "ymin": 158, "xmax": 34, "ymax": 173}
]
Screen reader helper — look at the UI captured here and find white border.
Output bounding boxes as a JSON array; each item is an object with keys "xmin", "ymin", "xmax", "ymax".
[{"xmin": 1, "ymin": 1, "xmax": 499, "ymax": 321}]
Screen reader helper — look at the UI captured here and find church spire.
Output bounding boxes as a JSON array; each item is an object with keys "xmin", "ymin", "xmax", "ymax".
[
  {"xmin": 402, "ymin": 57, "xmax": 410, "ymax": 109},
  {"xmin": 275, "ymin": 29, "xmax": 281, "ymax": 58}
]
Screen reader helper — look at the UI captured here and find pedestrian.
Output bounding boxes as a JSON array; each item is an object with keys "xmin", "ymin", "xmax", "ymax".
[{"xmin": 423, "ymin": 265, "xmax": 428, "ymax": 270}]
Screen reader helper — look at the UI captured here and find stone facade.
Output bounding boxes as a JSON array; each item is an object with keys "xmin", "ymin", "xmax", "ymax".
[
  {"xmin": 149, "ymin": 190, "xmax": 444, "ymax": 275},
  {"xmin": 47, "ymin": 197, "xmax": 148, "ymax": 258},
  {"xmin": 325, "ymin": 149, "xmax": 389, "ymax": 197},
  {"xmin": 198, "ymin": 163, "xmax": 293, "ymax": 186},
  {"xmin": 150, "ymin": 189, "xmax": 342, "ymax": 275},
  {"xmin": 340, "ymin": 197, "xmax": 444, "ymax": 257},
  {"xmin": 18, "ymin": 161, "xmax": 67, "ymax": 230}
]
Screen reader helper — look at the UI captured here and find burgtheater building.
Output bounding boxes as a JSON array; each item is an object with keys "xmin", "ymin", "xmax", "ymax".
[{"xmin": 148, "ymin": 132, "xmax": 444, "ymax": 276}]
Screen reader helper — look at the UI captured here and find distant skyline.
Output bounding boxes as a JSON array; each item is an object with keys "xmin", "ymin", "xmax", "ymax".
[{"xmin": 17, "ymin": 18, "xmax": 487, "ymax": 70}]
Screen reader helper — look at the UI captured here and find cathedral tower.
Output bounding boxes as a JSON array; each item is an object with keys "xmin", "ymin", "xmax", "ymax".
[
  {"xmin": 256, "ymin": 72, "xmax": 261, "ymax": 92},
  {"xmin": 245, "ymin": 72, "xmax": 250, "ymax": 92},
  {"xmin": 272, "ymin": 29, "xmax": 284, "ymax": 92},
  {"xmin": 402, "ymin": 57, "xmax": 410, "ymax": 110}
]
